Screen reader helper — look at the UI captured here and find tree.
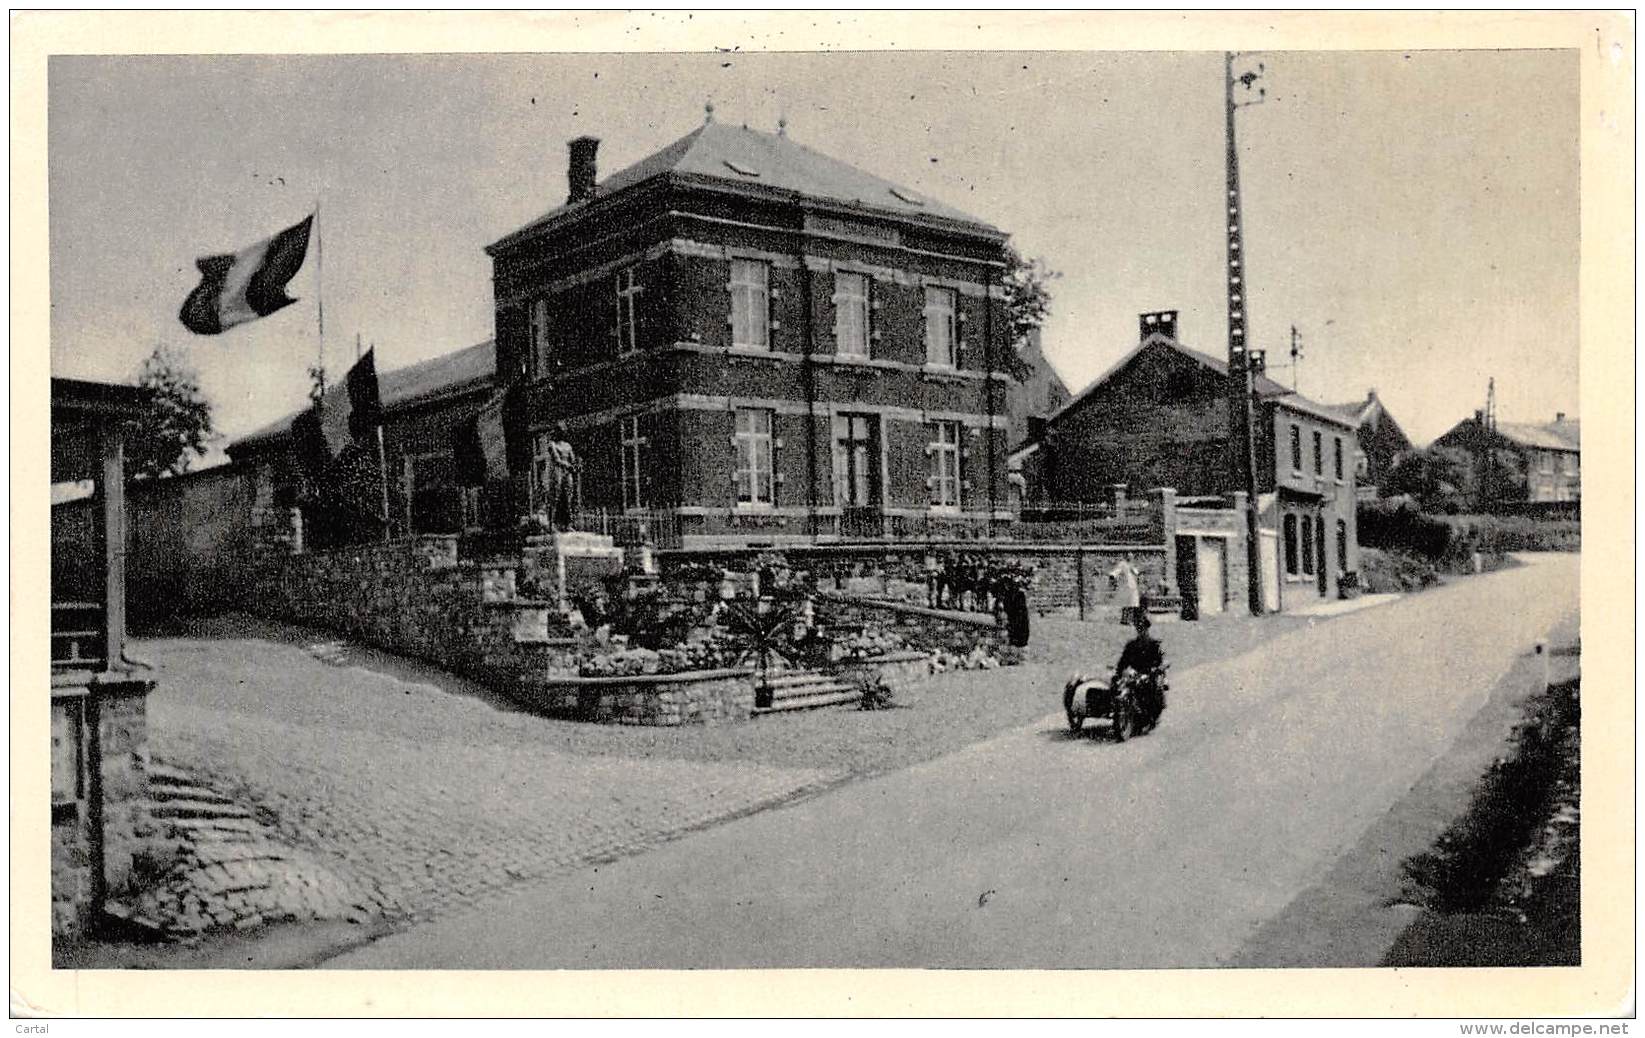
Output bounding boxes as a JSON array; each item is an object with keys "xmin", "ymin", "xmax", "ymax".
[
  {"xmin": 126, "ymin": 344, "xmax": 215, "ymax": 480},
  {"xmin": 1384, "ymin": 446, "xmax": 1477, "ymax": 513},
  {"xmin": 1001, "ymin": 245, "xmax": 1059, "ymax": 350}
]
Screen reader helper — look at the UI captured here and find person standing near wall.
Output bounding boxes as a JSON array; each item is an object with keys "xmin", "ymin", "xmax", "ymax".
[{"xmin": 1109, "ymin": 553, "xmax": 1141, "ymax": 624}]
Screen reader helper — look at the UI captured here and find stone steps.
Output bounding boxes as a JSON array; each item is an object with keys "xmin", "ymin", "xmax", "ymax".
[
  {"xmin": 150, "ymin": 799, "xmax": 254, "ymax": 820},
  {"xmin": 753, "ymin": 670, "xmax": 860, "ymax": 715},
  {"xmin": 149, "ymin": 782, "xmax": 236, "ymax": 806}
]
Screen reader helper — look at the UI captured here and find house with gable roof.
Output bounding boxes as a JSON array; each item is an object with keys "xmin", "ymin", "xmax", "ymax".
[
  {"xmin": 1321, "ymin": 389, "xmax": 1415, "ymax": 499},
  {"xmin": 1430, "ymin": 410, "xmax": 1580, "ymax": 505},
  {"xmin": 1017, "ymin": 310, "xmax": 1361, "ymax": 609}
]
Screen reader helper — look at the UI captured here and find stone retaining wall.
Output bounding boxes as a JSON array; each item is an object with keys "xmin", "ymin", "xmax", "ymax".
[
  {"xmin": 511, "ymin": 668, "xmax": 757, "ymax": 726},
  {"xmin": 818, "ymin": 594, "xmax": 1015, "ymax": 661},
  {"xmin": 249, "ymin": 534, "xmax": 582, "ymax": 691}
]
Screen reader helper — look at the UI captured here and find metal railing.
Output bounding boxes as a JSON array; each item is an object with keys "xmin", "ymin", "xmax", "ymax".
[{"xmin": 574, "ymin": 509, "xmax": 685, "ymax": 550}]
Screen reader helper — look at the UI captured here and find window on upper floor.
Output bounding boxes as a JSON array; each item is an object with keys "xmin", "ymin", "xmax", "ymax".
[
  {"xmin": 734, "ymin": 408, "xmax": 775, "ymax": 507},
  {"xmin": 1334, "ymin": 436, "xmax": 1344, "ymax": 482},
  {"xmin": 1312, "ymin": 430, "xmax": 1323, "ymax": 476},
  {"xmin": 729, "ymin": 260, "xmax": 770, "ymax": 350},
  {"xmin": 834, "ymin": 272, "xmax": 871, "ymax": 358},
  {"xmin": 1289, "ymin": 425, "xmax": 1302, "ymax": 473},
  {"xmin": 615, "ymin": 266, "xmax": 642, "ymax": 356},
  {"xmin": 528, "ymin": 298, "xmax": 552, "ymax": 378},
  {"xmin": 1562, "ymin": 453, "xmax": 1578, "ymax": 475},
  {"xmin": 1539, "ymin": 451, "xmax": 1555, "ymax": 474},
  {"xmin": 927, "ymin": 420, "xmax": 963, "ymax": 510},
  {"xmin": 924, "ymin": 286, "xmax": 958, "ymax": 368}
]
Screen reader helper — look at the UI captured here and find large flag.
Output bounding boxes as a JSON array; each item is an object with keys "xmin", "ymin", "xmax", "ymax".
[{"xmin": 179, "ymin": 214, "xmax": 313, "ymax": 335}]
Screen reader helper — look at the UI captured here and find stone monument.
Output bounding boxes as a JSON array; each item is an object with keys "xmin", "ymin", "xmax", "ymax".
[{"xmin": 523, "ymin": 428, "xmax": 623, "ymax": 617}]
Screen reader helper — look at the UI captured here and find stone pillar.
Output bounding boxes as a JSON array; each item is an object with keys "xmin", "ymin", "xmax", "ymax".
[
  {"xmin": 1229, "ymin": 491, "xmax": 1252, "ymax": 613},
  {"xmin": 1152, "ymin": 487, "xmax": 1178, "ymax": 596}
]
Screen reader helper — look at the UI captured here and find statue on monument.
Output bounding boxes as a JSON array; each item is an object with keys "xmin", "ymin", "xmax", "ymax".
[{"xmin": 543, "ymin": 421, "xmax": 581, "ymax": 533}]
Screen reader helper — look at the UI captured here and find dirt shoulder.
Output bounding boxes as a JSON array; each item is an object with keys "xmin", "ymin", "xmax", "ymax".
[{"xmin": 1227, "ymin": 610, "xmax": 1580, "ymax": 968}]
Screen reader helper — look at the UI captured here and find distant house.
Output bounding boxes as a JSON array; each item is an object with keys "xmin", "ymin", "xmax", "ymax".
[
  {"xmin": 1019, "ymin": 310, "xmax": 1361, "ymax": 608},
  {"xmin": 1006, "ymin": 328, "xmax": 1074, "ymax": 449},
  {"xmin": 1430, "ymin": 411, "xmax": 1581, "ymax": 505},
  {"xmin": 1322, "ymin": 389, "xmax": 1414, "ymax": 498}
]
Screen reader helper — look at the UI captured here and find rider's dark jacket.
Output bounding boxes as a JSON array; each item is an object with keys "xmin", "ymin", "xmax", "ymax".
[{"xmin": 1112, "ymin": 633, "xmax": 1163, "ymax": 682}]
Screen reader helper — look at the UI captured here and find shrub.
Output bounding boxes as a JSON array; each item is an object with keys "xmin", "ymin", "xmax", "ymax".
[
  {"xmin": 1441, "ymin": 515, "xmax": 1581, "ymax": 555},
  {"xmin": 1357, "ymin": 500, "xmax": 1455, "ymax": 560},
  {"xmin": 1359, "ymin": 546, "xmax": 1440, "ymax": 594},
  {"xmin": 857, "ymin": 676, "xmax": 898, "ymax": 711}
]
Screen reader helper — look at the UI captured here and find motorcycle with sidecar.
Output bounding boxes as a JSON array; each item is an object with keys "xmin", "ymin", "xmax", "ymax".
[{"xmin": 1062, "ymin": 665, "xmax": 1168, "ymax": 741}]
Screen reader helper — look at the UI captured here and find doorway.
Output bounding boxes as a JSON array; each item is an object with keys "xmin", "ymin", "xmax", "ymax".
[{"xmin": 1196, "ymin": 537, "xmax": 1227, "ymax": 616}]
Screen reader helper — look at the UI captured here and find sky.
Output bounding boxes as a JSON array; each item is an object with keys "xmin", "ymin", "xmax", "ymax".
[{"xmin": 48, "ymin": 49, "xmax": 1578, "ymax": 456}]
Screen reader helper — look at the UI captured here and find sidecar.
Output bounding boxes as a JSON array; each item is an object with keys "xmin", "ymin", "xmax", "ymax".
[{"xmin": 1063, "ymin": 670, "xmax": 1156, "ymax": 741}]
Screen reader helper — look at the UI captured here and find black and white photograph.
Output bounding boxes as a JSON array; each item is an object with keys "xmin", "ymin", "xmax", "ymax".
[{"xmin": 17, "ymin": 9, "xmax": 1632, "ymax": 1022}]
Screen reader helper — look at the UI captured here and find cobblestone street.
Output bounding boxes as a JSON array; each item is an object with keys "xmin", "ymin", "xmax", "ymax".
[{"xmin": 142, "ymin": 618, "xmax": 842, "ymax": 930}]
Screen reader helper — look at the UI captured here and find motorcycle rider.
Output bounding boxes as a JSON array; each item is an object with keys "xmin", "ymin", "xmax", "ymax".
[{"xmin": 1111, "ymin": 611, "xmax": 1166, "ymax": 725}]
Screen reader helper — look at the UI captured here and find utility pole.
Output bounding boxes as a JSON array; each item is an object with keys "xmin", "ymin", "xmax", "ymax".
[{"xmin": 1226, "ymin": 51, "xmax": 1267, "ymax": 616}]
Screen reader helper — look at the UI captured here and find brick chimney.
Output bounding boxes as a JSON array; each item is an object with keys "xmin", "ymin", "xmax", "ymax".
[
  {"xmin": 567, "ymin": 136, "xmax": 600, "ymax": 204},
  {"xmin": 1139, "ymin": 310, "xmax": 1178, "ymax": 342},
  {"xmin": 1555, "ymin": 411, "xmax": 1566, "ymax": 423}
]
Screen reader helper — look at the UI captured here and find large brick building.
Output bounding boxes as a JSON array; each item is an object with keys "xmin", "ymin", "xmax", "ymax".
[
  {"xmin": 1018, "ymin": 311, "xmax": 1361, "ymax": 608},
  {"xmin": 485, "ymin": 119, "xmax": 1016, "ymax": 548}
]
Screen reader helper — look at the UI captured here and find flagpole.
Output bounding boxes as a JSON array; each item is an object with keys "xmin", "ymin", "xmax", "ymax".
[
  {"xmin": 377, "ymin": 424, "xmax": 392, "ymax": 543},
  {"xmin": 315, "ymin": 196, "xmax": 326, "ymax": 397}
]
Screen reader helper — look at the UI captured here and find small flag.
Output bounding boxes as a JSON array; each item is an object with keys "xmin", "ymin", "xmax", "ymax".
[
  {"xmin": 474, "ymin": 388, "xmax": 510, "ymax": 483},
  {"xmin": 316, "ymin": 349, "xmax": 383, "ymax": 459},
  {"xmin": 179, "ymin": 214, "xmax": 313, "ymax": 335}
]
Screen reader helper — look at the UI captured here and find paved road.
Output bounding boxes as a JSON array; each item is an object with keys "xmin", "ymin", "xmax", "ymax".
[
  {"xmin": 143, "ymin": 618, "xmax": 839, "ymax": 928},
  {"xmin": 327, "ymin": 555, "xmax": 1578, "ymax": 969}
]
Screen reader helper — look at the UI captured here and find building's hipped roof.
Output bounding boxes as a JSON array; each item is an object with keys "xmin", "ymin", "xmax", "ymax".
[
  {"xmin": 1048, "ymin": 332, "xmax": 1356, "ymax": 430},
  {"xmin": 229, "ymin": 339, "xmax": 496, "ymax": 454},
  {"xmin": 492, "ymin": 121, "xmax": 1000, "ymax": 251}
]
